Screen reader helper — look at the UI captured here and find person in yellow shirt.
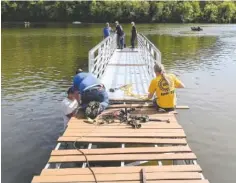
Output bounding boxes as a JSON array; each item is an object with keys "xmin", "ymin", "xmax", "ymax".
[{"xmin": 148, "ymin": 63, "xmax": 185, "ymax": 112}]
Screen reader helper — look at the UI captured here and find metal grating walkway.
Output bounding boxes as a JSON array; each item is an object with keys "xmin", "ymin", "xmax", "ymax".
[{"xmin": 101, "ymin": 48, "xmax": 151, "ymax": 100}]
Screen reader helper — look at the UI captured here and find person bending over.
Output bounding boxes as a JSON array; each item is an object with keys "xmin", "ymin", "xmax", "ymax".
[
  {"xmin": 73, "ymin": 69, "xmax": 109, "ymax": 119},
  {"xmin": 148, "ymin": 63, "xmax": 185, "ymax": 112},
  {"xmin": 61, "ymin": 87, "xmax": 78, "ymax": 129}
]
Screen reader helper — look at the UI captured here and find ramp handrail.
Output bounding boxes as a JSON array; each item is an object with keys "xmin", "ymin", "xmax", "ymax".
[
  {"xmin": 88, "ymin": 33, "xmax": 161, "ymax": 79},
  {"xmin": 137, "ymin": 33, "xmax": 161, "ymax": 78},
  {"xmin": 88, "ymin": 34, "xmax": 117, "ymax": 78}
]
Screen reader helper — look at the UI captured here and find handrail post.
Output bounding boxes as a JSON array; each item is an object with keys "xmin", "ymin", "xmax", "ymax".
[
  {"xmin": 88, "ymin": 52, "xmax": 94, "ymax": 73},
  {"xmin": 88, "ymin": 34, "xmax": 116, "ymax": 78},
  {"xmin": 137, "ymin": 33, "xmax": 161, "ymax": 78}
]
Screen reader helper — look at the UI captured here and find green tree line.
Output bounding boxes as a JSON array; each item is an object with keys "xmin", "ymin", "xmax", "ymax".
[{"xmin": 2, "ymin": 1, "xmax": 236, "ymax": 23}]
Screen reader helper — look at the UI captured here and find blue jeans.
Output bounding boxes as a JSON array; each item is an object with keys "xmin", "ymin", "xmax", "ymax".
[{"xmin": 81, "ymin": 87, "xmax": 109, "ymax": 112}]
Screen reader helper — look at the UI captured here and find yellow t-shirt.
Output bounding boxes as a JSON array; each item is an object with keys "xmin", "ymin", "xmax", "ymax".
[{"xmin": 148, "ymin": 74, "xmax": 182, "ymax": 108}]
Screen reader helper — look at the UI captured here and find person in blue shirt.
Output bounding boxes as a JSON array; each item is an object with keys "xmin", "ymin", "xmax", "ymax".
[
  {"xmin": 103, "ymin": 22, "xmax": 112, "ymax": 39},
  {"xmin": 73, "ymin": 69, "xmax": 109, "ymax": 119}
]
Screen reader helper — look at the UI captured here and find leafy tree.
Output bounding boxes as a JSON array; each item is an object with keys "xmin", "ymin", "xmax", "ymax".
[
  {"xmin": 218, "ymin": 1, "xmax": 236, "ymax": 23},
  {"xmin": 176, "ymin": 2, "xmax": 194, "ymax": 23},
  {"xmin": 1, "ymin": 1, "xmax": 236, "ymax": 23},
  {"xmin": 203, "ymin": 2, "xmax": 219, "ymax": 23},
  {"xmin": 150, "ymin": 2, "xmax": 164, "ymax": 22}
]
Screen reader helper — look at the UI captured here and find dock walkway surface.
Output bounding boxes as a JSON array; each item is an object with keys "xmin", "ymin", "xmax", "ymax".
[
  {"xmin": 32, "ymin": 105, "xmax": 209, "ymax": 183},
  {"xmin": 101, "ymin": 48, "xmax": 149, "ymax": 100},
  {"xmin": 32, "ymin": 34, "xmax": 209, "ymax": 183}
]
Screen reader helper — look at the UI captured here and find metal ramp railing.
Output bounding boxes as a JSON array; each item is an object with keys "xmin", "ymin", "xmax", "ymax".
[
  {"xmin": 88, "ymin": 33, "xmax": 161, "ymax": 79},
  {"xmin": 88, "ymin": 34, "xmax": 117, "ymax": 78},
  {"xmin": 137, "ymin": 33, "xmax": 161, "ymax": 78}
]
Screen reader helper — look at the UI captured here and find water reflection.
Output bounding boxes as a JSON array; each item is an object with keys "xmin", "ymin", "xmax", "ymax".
[{"xmin": 1, "ymin": 24, "xmax": 236, "ymax": 183}]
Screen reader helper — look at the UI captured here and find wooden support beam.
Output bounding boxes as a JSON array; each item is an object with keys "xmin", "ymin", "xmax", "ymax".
[{"xmin": 141, "ymin": 168, "xmax": 147, "ymax": 183}]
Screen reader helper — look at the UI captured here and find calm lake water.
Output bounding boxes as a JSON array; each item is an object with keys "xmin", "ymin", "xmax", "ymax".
[{"xmin": 2, "ymin": 23, "xmax": 236, "ymax": 183}]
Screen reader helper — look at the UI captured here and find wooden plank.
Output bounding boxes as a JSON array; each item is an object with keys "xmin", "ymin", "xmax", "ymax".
[
  {"xmin": 49, "ymin": 153, "xmax": 197, "ymax": 163},
  {"xmin": 101, "ymin": 107, "xmax": 177, "ymax": 114},
  {"xmin": 108, "ymin": 104, "xmax": 189, "ymax": 109},
  {"xmin": 67, "ymin": 123, "xmax": 183, "ymax": 129},
  {"xmin": 32, "ymin": 172, "xmax": 201, "ymax": 183},
  {"xmin": 70, "ymin": 181, "xmax": 210, "ymax": 183},
  {"xmin": 62, "ymin": 132, "xmax": 186, "ymax": 138},
  {"xmin": 130, "ymin": 110, "xmax": 177, "ymax": 115},
  {"xmin": 51, "ymin": 146, "xmax": 191, "ymax": 156},
  {"xmin": 35, "ymin": 180, "xmax": 209, "ymax": 183},
  {"xmin": 69, "ymin": 115, "xmax": 175, "ymax": 123},
  {"xmin": 65, "ymin": 128, "xmax": 184, "ymax": 133},
  {"xmin": 58, "ymin": 137, "xmax": 187, "ymax": 144},
  {"xmin": 41, "ymin": 165, "xmax": 202, "ymax": 176},
  {"xmin": 69, "ymin": 116, "xmax": 177, "ymax": 125}
]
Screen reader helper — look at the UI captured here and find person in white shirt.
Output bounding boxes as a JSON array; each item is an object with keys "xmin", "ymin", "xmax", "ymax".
[{"xmin": 61, "ymin": 87, "xmax": 78, "ymax": 129}]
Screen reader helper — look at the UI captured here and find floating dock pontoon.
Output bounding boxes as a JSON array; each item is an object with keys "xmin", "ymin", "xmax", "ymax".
[{"xmin": 32, "ymin": 34, "xmax": 209, "ymax": 183}]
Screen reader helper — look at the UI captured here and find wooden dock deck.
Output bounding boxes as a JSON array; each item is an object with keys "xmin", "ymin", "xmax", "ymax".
[
  {"xmin": 31, "ymin": 34, "xmax": 209, "ymax": 183},
  {"xmin": 32, "ymin": 105, "xmax": 209, "ymax": 183}
]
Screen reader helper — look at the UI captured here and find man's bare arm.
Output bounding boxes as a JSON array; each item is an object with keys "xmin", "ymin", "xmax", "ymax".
[
  {"xmin": 148, "ymin": 92, "xmax": 154, "ymax": 99},
  {"xmin": 176, "ymin": 82, "xmax": 185, "ymax": 88}
]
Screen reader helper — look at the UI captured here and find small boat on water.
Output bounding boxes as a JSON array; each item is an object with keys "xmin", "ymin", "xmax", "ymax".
[
  {"xmin": 72, "ymin": 21, "xmax": 81, "ymax": 24},
  {"xmin": 191, "ymin": 26, "xmax": 203, "ymax": 31}
]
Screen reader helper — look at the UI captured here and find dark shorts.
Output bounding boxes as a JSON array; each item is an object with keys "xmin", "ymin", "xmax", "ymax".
[
  {"xmin": 153, "ymin": 99, "xmax": 175, "ymax": 112},
  {"xmin": 81, "ymin": 87, "xmax": 109, "ymax": 111}
]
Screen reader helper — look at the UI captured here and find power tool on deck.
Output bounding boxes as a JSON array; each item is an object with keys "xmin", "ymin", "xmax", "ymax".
[{"xmin": 97, "ymin": 107, "xmax": 170, "ymax": 128}]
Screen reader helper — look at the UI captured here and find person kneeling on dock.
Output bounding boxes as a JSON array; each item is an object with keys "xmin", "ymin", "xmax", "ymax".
[
  {"xmin": 61, "ymin": 87, "xmax": 79, "ymax": 129},
  {"xmin": 73, "ymin": 69, "xmax": 109, "ymax": 119},
  {"xmin": 147, "ymin": 63, "xmax": 185, "ymax": 112}
]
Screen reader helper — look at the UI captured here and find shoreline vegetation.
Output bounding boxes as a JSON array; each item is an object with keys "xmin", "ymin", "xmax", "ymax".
[{"xmin": 2, "ymin": 1, "xmax": 236, "ymax": 24}]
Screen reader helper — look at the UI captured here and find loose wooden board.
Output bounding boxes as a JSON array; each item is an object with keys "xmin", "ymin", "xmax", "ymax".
[
  {"xmin": 108, "ymin": 103, "xmax": 189, "ymax": 109},
  {"xmin": 51, "ymin": 146, "xmax": 191, "ymax": 156},
  {"xmin": 41, "ymin": 165, "xmax": 202, "ymax": 176},
  {"xmin": 62, "ymin": 132, "xmax": 186, "ymax": 138},
  {"xmin": 67, "ymin": 122, "xmax": 183, "ymax": 129},
  {"xmin": 57, "ymin": 137, "xmax": 187, "ymax": 144},
  {"xmin": 32, "ymin": 172, "xmax": 201, "ymax": 183},
  {"xmin": 65, "ymin": 128, "xmax": 184, "ymax": 133},
  {"xmin": 49, "ymin": 153, "xmax": 197, "ymax": 163}
]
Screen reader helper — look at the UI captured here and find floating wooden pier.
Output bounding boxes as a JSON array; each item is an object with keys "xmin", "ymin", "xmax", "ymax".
[{"xmin": 32, "ymin": 34, "xmax": 209, "ymax": 183}]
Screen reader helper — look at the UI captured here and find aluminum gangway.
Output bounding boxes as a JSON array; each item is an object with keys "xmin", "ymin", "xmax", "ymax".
[
  {"xmin": 88, "ymin": 33, "xmax": 161, "ymax": 101},
  {"xmin": 31, "ymin": 34, "xmax": 209, "ymax": 183}
]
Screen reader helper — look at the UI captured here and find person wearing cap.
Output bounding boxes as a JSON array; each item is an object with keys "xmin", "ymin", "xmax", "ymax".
[
  {"xmin": 131, "ymin": 22, "xmax": 137, "ymax": 49},
  {"xmin": 61, "ymin": 87, "xmax": 79, "ymax": 129},
  {"xmin": 115, "ymin": 21, "xmax": 125, "ymax": 49},
  {"xmin": 73, "ymin": 69, "xmax": 109, "ymax": 119},
  {"xmin": 148, "ymin": 63, "xmax": 185, "ymax": 112},
  {"xmin": 103, "ymin": 22, "xmax": 112, "ymax": 39}
]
